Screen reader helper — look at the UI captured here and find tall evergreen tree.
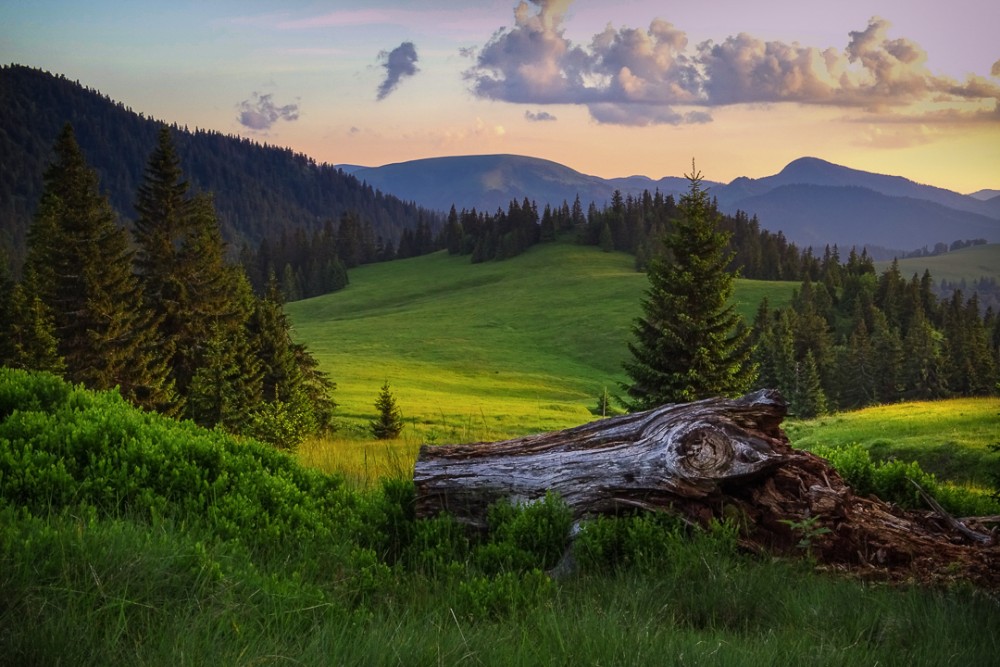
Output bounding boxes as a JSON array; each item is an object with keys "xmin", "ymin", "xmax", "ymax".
[
  {"xmin": 838, "ymin": 313, "xmax": 877, "ymax": 409},
  {"xmin": 621, "ymin": 166, "xmax": 755, "ymax": 409},
  {"xmin": 133, "ymin": 129, "xmax": 248, "ymax": 409},
  {"xmin": 790, "ymin": 350, "xmax": 827, "ymax": 418},
  {"xmin": 900, "ymin": 308, "xmax": 948, "ymax": 400},
  {"xmin": 23, "ymin": 124, "xmax": 174, "ymax": 410},
  {"xmin": 244, "ymin": 274, "xmax": 335, "ymax": 446}
]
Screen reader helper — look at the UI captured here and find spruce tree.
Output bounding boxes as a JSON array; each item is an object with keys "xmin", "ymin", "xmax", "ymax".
[
  {"xmin": 245, "ymin": 274, "xmax": 335, "ymax": 446},
  {"xmin": 4, "ymin": 268, "xmax": 65, "ymax": 373},
  {"xmin": 370, "ymin": 380, "xmax": 404, "ymax": 439},
  {"xmin": 791, "ymin": 350, "xmax": 827, "ymax": 418},
  {"xmin": 900, "ymin": 308, "xmax": 948, "ymax": 400},
  {"xmin": 133, "ymin": 129, "xmax": 246, "ymax": 408},
  {"xmin": 838, "ymin": 314, "xmax": 877, "ymax": 409},
  {"xmin": 24, "ymin": 124, "xmax": 174, "ymax": 410},
  {"xmin": 621, "ymin": 165, "xmax": 755, "ymax": 409}
]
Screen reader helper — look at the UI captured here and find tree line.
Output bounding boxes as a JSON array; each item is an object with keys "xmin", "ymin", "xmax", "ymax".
[
  {"xmin": 616, "ymin": 168, "xmax": 999, "ymax": 417},
  {"xmin": 750, "ymin": 252, "xmax": 1000, "ymax": 417},
  {"xmin": 0, "ymin": 124, "xmax": 334, "ymax": 446}
]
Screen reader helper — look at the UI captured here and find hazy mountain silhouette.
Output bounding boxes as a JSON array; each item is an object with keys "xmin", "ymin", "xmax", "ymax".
[{"xmin": 349, "ymin": 155, "xmax": 999, "ymax": 250}]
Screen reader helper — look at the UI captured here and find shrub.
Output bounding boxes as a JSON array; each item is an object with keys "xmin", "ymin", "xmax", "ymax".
[{"xmin": 475, "ymin": 492, "xmax": 573, "ymax": 573}]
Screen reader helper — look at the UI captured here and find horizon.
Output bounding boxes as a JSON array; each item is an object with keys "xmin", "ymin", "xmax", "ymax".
[{"xmin": 2, "ymin": 1, "xmax": 999, "ymax": 193}]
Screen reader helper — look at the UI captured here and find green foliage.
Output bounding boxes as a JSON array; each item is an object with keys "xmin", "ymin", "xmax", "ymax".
[
  {"xmin": 810, "ymin": 442, "xmax": 998, "ymax": 516},
  {"xmin": 370, "ymin": 380, "xmax": 404, "ymax": 440},
  {"xmin": 475, "ymin": 492, "xmax": 574, "ymax": 574},
  {"xmin": 778, "ymin": 515, "xmax": 832, "ymax": 558},
  {"xmin": 457, "ymin": 569, "xmax": 554, "ymax": 620},
  {"xmin": 2, "ymin": 370, "xmax": 999, "ymax": 664},
  {"xmin": 0, "ymin": 368, "xmax": 352, "ymax": 550},
  {"xmin": 621, "ymin": 167, "xmax": 755, "ymax": 409}
]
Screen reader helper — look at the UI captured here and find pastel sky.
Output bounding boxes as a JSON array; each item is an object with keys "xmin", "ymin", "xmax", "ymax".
[{"xmin": 3, "ymin": 0, "xmax": 999, "ymax": 192}]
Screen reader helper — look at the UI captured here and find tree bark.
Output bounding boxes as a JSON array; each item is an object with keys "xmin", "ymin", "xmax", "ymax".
[{"xmin": 414, "ymin": 389, "xmax": 1000, "ymax": 588}]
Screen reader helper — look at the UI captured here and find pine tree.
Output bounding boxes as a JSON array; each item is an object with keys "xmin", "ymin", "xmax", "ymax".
[
  {"xmin": 838, "ymin": 313, "xmax": 877, "ymax": 409},
  {"xmin": 186, "ymin": 320, "xmax": 262, "ymax": 432},
  {"xmin": 24, "ymin": 124, "xmax": 174, "ymax": 410},
  {"xmin": 133, "ymin": 129, "xmax": 246, "ymax": 408},
  {"xmin": 370, "ymin": 380, "xmax": 404, "ymax": 439},
  {"xmin": 621, "ymin": 165, "xmax": 755, "ymax": 409},
  {"xmin": 4, "ymin": 268, "xmax": 65, "ymax": 374},
  {"xmin": 900, "ymin": 308, "xmax": 948, "ymax": 400},
  {"xmin": 790, "ymin": 350, "xmax": 827, "ymax": 418},
  {"xmin": 245, "ymin": 275, "xmax": 335, "ymax": 446}
]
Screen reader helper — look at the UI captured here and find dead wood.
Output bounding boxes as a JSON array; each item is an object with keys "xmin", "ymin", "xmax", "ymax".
[{"xmin": 413, "ymin": 389, "xmax": 1000, "ymax": 589}]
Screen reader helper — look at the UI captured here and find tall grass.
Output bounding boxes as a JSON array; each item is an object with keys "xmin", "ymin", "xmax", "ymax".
[{"xmin": 3, "ymin": 370, "xmax": 998, "ymax": 665}]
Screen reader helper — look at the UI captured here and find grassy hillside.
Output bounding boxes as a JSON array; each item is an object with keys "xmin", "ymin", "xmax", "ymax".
[
  {"xmin": 875, "ymin": 243, "xmax": 1000, "ymax": 282},
  {"xmin": 287, "ymin": 242, "xmax": 798, "ymax": 440},
  {"xmin": 787, "ymin": 398, "xmax": 1000, "ymax": 487}
]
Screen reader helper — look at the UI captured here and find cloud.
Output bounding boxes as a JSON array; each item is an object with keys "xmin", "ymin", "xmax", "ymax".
[
  {"xmin": 237, "ymin": 92, "xmax": 300, "ymax": 131},
  {"xmin": 465, "ymin": 4, "xmax": 1000, "ymax": 126},
  {"xmin": 525, "ymin": 110, "xmax": 557, "ymax": 121},
  {"xmin": 377, "ymin": 41, "xmax": 419, "ymax": 100}
]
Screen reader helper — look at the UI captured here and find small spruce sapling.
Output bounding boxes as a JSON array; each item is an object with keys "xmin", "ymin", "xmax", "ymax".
[{"xmin": 370, "ymin": 380, "xmax": 404, "ymax": 439}]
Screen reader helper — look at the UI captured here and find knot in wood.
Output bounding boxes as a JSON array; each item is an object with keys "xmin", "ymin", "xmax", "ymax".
[{"xmin": 675, "ymin": 425, "xmax": 733, "ymax": 477}]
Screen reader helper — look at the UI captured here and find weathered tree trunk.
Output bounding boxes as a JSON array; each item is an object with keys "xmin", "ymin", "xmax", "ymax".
[{"xmin": 414, "ymin": 389, "xmax": 1000, "ymax": 588}]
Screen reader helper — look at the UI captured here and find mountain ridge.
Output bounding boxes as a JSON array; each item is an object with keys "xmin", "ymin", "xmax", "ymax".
[{"xmin": 346, "ymin": 154, "xmax": 999, "ymax": 251}]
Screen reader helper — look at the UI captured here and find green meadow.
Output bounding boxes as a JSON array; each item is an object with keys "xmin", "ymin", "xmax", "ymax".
[
  {"xmin": 287, "ymin": 241, "xmax": 797, "ymax": 443},
  {"xmin": 787, "ymin": 398, "xmax": 1000, "ymax": 488},
  {"xmin": 875, "ymin": 242, "xmax": 1000, "ymax": 283}
]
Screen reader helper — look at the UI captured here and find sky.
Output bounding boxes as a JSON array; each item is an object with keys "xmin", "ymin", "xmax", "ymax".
[{"xmin": 2, "ymin": 0, "xmax": 999, "ymax": 193}]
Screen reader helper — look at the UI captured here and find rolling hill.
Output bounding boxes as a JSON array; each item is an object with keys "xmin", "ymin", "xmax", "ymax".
[
  {"xmin": 285, "ymin": 241, "xmax": 798, "ymax": 438},
  {"xmin": 875, "ymin": 243, "xmax": 1000, "ymax": 284},
  {"xmin": 344, "ymin": 154, "xmax": 700, "ymax": 214}
]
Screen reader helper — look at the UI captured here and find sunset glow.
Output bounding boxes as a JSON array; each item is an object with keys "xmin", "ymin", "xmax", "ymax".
[{"xmin": 2, "ymin": 0, "xmax": 998, "ymax": 191}]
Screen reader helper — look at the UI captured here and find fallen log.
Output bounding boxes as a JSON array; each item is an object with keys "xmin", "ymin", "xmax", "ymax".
[{"xmin": 414, "ymin": 389, "xmax": 1000, "ymax": 588}]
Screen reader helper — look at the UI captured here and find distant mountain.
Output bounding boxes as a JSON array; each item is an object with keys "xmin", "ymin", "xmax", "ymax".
[
  {"xmin": 726, "ymin": 184, "xmax": 999, "ymax": 250},
  {"xmin": 345, "ymin": 154, "xmax": 708, "ymax": 215},
  {"xmin": 0, "ymin": 65, "xmax": 439, "ymax": 266},
  {"xmin": 969, "ymin": 189, "xmax": 1000, "ymax": 201},
  {"xmin": 715, "ymin": 157, "xmax": 997, "ymax": 219},
  {"xmin": 350, "ymin": 153, "xmax": 999, "ymax": 251}
]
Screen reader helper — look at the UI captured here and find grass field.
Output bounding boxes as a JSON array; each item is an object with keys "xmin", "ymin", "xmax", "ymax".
[
  {"xmin": 287, "ymin": 241, "xmax": 797, "ymax": 442},
  {"xmin": 875, "ymin": 242, "xmax": 1000, "ymax": 283},
  {"xmin": 786, "ymin": 397, "xmax": 1000, "ymax": 488}
]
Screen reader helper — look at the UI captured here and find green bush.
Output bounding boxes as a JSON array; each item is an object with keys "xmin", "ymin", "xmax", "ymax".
[
  {"xmin": 475, "ymin": 492, "xmax": 573, "ymax": 573},
  {"xmin": 0, "ymin": 368, "xmax": 356, "ymax": 553},
  {"xmin": 810, "ymin": 442, "xmax": 1000, "ymax": 516}
]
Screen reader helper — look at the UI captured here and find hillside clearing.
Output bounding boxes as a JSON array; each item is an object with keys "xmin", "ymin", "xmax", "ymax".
[
  {"xmin": 786, "ymin": 397, "xmax": 1000, "ymax": 486},
  {"xmin": 287, "ymin": 242, "xmax": 797, "ymax": 438}
]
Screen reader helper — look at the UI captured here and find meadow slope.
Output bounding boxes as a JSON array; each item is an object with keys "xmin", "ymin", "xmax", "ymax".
[{"xmin": 287, "ymin": 242, "xmax": 797, "ymax": 439}]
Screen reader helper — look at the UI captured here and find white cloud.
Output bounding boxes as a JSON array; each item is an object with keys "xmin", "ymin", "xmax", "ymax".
[{"xmin": 465, "ymin": 5, "xmax": 1000, "ymax": 126}]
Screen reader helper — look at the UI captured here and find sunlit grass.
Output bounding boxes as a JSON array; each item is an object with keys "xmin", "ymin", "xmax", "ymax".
[
  {"xmin": 786, "ymin": 397, "xmax": 1000, "ymax": 485},
  {"xmin": 875, "ymin": 242, "xmax": 1000, "ymax": 283},
  {"xmin": 288, "ymin": 242, "xmax": 797, "ymax": 436}
]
